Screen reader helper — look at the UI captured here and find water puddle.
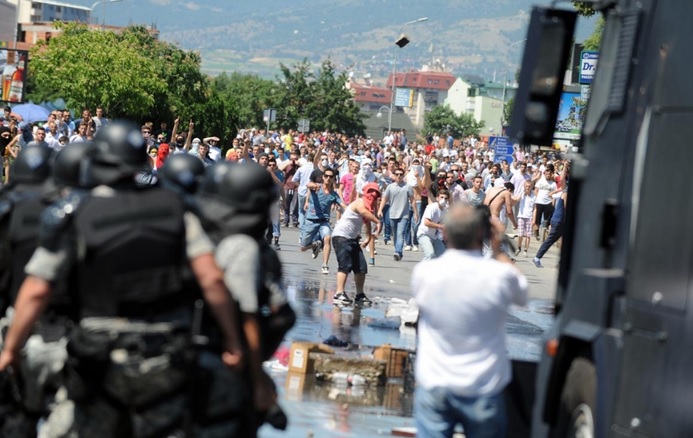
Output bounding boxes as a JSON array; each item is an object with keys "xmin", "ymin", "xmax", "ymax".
[{"xmin": 260, "ymin": 276, "xmax": 555, "ymax": 437}]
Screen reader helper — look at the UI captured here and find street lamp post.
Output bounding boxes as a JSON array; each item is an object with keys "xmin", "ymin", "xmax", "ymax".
[
  {"xmin": 376, "ymin": 105, "xmax": 391, "ymax": 118},
  {"xmin": 388, "ymin": 17, "xmax": 428, "ymax": 134},
  {"xmin": 501, "ymin": 38, "xmax": 527, "ymax": 129},
  {"xmin": 90, "ymin": 0, "xmax": 124, "ymax": 31}
]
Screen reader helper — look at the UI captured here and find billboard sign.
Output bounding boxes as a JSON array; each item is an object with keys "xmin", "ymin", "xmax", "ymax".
[
  {"xmin": 554, "ymin": 91, "xmax": 585, "ymax": 140},
  {"xmin": 579, "ymin": 50, "xmax": 598, "ymax": 84},
  {"xmin": 1, "ymin": 48, "xmax": 28, "ymax": 104},
  {"xmin": 394, "ymin": 88, "xmax": 413, "ymax": 107}
]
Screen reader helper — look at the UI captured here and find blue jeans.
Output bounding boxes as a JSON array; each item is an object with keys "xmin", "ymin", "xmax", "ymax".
[
  {"xmin": 411, "ymin": 198, "xmax": 427, "ymax": 246},
  {"xmin": 405, "ymin": 207, "xmax": 413, "ymax": 247},
  {"xmin": 381, "ymin": 204, "xmax": 391, "ymax": 242},
  {"xmin": 536, "ymin": 221, "xmax": 563, "ymax": 259},
  {"xmin": 301, "ymin": 220, "xmax": 331, "ymax": 247},
  {"xmin": 298, "ymin": 194, "xmax": 307, "ymax": 229},
  {"xmin": 414, "ymin": 387, "xmax": 507, "ymax": 438},
  {"xmin": 390, "ymin": 216, "xmax": 410, "ymax": 256},
  {"xmin": 284, "ymin": 189, "xmax": 298, "ymax": 225},
  {"xmin": 418, "ymin": 234, "xmax": 445, "ymax": 260}
]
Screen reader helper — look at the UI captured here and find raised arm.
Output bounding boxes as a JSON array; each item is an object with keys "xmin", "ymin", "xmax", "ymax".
[
  {"xmin": 170, "ymin": 117, "xmax": 180, "ymax": 141},
  {"xmin": 184, "ymin": 120, "xmax": 194, "ymax": 151}
]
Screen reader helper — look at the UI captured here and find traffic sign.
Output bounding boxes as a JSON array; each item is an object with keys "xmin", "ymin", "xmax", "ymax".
[
  {"xmin": 297, "ymin": 118, "xmax": 311, "ymax": 133},
  {"xmin": 489, "ymin": 136, "xmax": 514, "ymax": 164}
]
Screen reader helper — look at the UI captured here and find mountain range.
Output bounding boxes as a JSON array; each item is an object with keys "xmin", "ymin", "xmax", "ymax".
[{"xmin": 83, "ymin": 0, "xmax": 595, "ymax": 80}]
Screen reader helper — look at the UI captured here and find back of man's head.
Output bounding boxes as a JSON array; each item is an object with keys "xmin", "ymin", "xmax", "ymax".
[{"xmin": 443, "ymin": 204, "xmax": 484, "ymax": 250}]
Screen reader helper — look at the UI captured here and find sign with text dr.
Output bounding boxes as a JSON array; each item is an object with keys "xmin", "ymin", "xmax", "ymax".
[{"xmin": 579, "ymin": 50, "xmax": 598, "ymax": 84}]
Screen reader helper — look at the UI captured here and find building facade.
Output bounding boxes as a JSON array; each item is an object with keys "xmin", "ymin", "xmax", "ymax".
[
  {"xmin": 445, "ymin": 76, "xmax": 517, "ymax": 137},
  {"xmin": 13, "ymin": 0, "xmax": 90, "ymax": 24},
  {"xmin": 0, "ymin": 0, "xmax": 18, "ymax": 44}
]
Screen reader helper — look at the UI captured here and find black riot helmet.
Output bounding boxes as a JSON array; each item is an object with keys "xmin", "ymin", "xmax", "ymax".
[
  {"xmin": 159, "ymin": 153, "xmax": 205, "ymax": 195},
  {"xmin": 52, "ymin": 142, "xmax": 95, "ymax": 189},
  {"xmin": 87, "ymin": 120, "xmax": 147, "ymax": 186},
  {"xmin": 199, "ymin": 162, "xmax": 278, "ymax": 212},
  {"xmin": 196, "ymin": 162, "xmax": 278, "ymax": 240},
  {"xmin": 10, "ymin": 144, "xmax": 53, "ymax": 184}
]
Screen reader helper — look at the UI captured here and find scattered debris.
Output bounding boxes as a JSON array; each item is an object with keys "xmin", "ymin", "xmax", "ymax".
[{"xmin": 323, "ymin": 335, "xmax": 349, "ymax": 347}]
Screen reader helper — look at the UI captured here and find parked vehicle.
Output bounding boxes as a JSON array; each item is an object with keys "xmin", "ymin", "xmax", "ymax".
[{"xmin": 509, "ymin": 1, "xmax": 693, "ymax": 436}]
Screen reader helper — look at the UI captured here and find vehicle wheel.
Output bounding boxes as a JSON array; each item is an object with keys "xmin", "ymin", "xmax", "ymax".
[{"xmin": 552, "ymin": 357, "xmax": 596, "ymax": 438}]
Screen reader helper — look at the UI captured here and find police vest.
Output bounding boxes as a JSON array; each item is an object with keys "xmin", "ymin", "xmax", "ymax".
[
  {"xmin": 7, "ymin": 191, "xmax": 45, "ymax": 304},
  {"xmin": 70, "ymin": 187, "xmax": 187, "ymax": 319}
]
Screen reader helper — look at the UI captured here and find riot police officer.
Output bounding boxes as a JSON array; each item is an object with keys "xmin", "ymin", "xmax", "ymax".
[
  {"xmin": 0, "ymin": 144, "xmax": 59, "ymax": 437},
  {"xmin": 0, "ymin": 121, "xmax": 243, "ymax": 437},
  {"xmin": 195, "ymin": 162, "xmax": 295, "ymax": 435},
  {"xmin": 158, "ymin": 152, "xmax": 205, "ymax": 196}
]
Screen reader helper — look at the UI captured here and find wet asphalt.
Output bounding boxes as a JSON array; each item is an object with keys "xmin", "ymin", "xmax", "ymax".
[{"xmin": 259, "ymin": 224, "xmax": 561, "ymax": 437}]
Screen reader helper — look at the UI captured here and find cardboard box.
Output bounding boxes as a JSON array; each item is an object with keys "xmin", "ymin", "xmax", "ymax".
[
  {"xmin": 288, "ymin": 342, "xmax": 334, "ymax": 374},
  {"xmin": 284, "ymin": 371, "xmax": 315, "ymax": 402},
  {"xmin": 373, "ymin": 344, "xmax": 411, "ymax": 378}
]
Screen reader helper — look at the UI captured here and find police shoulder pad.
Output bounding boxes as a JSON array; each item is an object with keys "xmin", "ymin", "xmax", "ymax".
[{"xmin": 39, "ymin": 191, "xmax": 89, "ymax": 251}]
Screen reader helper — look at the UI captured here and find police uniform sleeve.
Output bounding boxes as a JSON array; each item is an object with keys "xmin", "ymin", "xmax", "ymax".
[
  {"xmin": 215, "ymin": 235, "xmax": 261, "ymax": 313},
  {"xmin": 184, "ymin": 211, "xmax": 215, "ymax": 259},
  {"xmin": 24, "ymin": 196, "xmax": 80, "ymax": 282}
]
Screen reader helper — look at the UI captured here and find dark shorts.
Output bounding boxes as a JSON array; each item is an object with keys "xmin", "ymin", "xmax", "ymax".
[{"xmin": 332, "ymin": 236, "xmax": 368, "ymax": 274}]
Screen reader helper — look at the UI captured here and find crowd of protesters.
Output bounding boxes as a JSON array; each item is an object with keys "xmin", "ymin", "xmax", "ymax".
[{"xmin": 1, "ymin": 106, "xmax": 569, "ymax": 264}]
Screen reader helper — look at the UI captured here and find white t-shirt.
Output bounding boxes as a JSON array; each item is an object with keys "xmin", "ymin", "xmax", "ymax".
[
  {"xmin": 517, "ymin": 193, "xmax": 536, "ymax": 219},
  {"xmin": 417, "ymin": 203, "xmax": 444, "ymax": 240},
  {"xmin": 208, "ymin": 146, "xmax": 221, "ymax": 162},
  {"xmin": 412, "ymin": 249, "xmax": 528, "ymax": 396},
  {"xmin": 535, "ymin": 177, "xmax": 557, "ymax": 205}
]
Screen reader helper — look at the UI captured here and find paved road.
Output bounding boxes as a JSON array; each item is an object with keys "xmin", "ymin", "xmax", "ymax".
[
  {"xmin": 278, "ymin": 225, "xmax": 560, "ymax": 303},
  {"xmin": 259, "ymin": 224, "xmax": 561, "ymax": 437}
]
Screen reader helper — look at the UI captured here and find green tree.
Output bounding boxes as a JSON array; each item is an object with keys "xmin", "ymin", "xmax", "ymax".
[
  {"xmin": 211, "ymin": 72, "xmax": 276, "ymax": 130},
  {"xmin": 305, "ymin": 60, "xmax": 366, "ymax": 136},
  {"xmin": 274, "ymin": 59, "xmax": 315, "ymax": 130},
  {"xmin": 116, "ymin": 26, "xmax": 210, "ymax": 124},
  {"xmin": 583, "ymin": 16, "xmax": 604, "ymax": 50},
  {"xmin": 274, "ymin": 58, "xmax": 365, "ymax": 136},
  {"xmin": 423, "ymin": 105, "xmax": 484, "ymax": 138},
  {"xmin": 504, "ymin": 96, "xmax": 515, "ymax": 126},
  {"xmin": 28, "ymin": 22, "xmax": 166, "ymax": 118},
  {"xmin": 572, "ymin": 1, "xmax": 596, "ymax": 16}
]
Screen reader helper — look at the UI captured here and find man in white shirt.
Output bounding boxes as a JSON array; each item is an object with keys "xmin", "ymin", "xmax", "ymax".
[
  {"xmin": 514, "ymin": 181, "xmax": 536, "ymax": 257},
  {"xmin": 533, "ymin": 168, "xmax": 558, "ymax": 240},
  {"xmin": 416, "ymin": 189, "xmax": 448, "ymax": 260},
  {"xmin": 412, "ymin": 204, "xmax": 528, "ymax": 438}
]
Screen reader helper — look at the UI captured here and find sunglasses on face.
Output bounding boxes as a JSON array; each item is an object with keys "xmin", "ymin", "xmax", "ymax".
[{"xmin": 324, "ymin": 174, "xmax": 335, "ymax": 178}]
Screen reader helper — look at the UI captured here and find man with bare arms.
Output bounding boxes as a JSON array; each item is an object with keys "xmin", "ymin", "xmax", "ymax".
[{"xmin": 482, "ymin": 179, "xmax": 518, "ymax": 257}]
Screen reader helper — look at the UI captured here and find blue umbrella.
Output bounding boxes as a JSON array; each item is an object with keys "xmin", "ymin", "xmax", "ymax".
[{"xmin": 10, "ymin": 103, "xmax": 51, "ymax": 124}]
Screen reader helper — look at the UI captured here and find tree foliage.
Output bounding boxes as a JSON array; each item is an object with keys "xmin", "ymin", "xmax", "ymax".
[
  {"xmin": 274, "ymin": 59, "xmax": 366, "ymax": 136},
  {"xmin": 211, "ymin": 72, "xmax": 277, "ymax": 130},
  {"xmin": 26, "ymin": 26, "xmax": 367, "ymax": 141},
  {"xmin": 583, "ymin": 16, "xmax": 604, "ymax": 50},
  {"xmin": 28, "ymin": 22, "xmax": 166, "ymax": 118},
  {"xmin": 117, "ymin": 26, "xmax": 209, "ymax": 123},
  {"xmin": 503, "ymin": 97, "xmax": 515, "ymax": 126},
  {"xmin": 572, "ymin": 1, "xmax": 597, "ymax": 16},
  {"xmin": 423, "ymin": 105, "xmax": 484, "ymax": 139}
]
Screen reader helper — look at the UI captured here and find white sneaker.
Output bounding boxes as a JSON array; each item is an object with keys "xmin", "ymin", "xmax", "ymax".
[
  {"xmin": 404, "ymin": 245, "xmax": 413, "ymax": 251},
  {"xmin": 412, "ymin": 246, "xmax": 419, "ymax": 252}
]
